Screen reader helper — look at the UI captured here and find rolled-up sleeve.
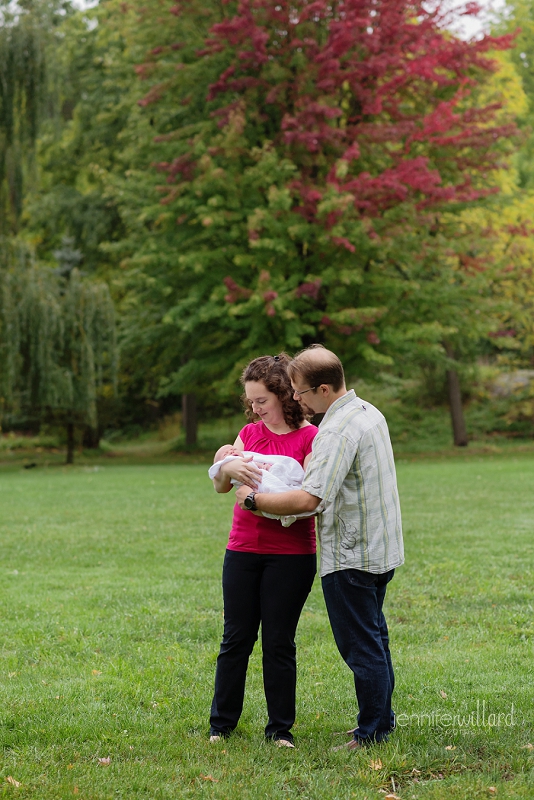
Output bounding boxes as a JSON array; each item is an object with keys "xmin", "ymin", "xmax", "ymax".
[{"xmin": 301, "ymin": 431, "xmax": 357, "ymax": 511}]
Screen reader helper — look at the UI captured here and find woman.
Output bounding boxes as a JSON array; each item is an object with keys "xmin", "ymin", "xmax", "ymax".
[{"xmin": 210, "ymin": 354, "xmax": 318, "ymax": 747}]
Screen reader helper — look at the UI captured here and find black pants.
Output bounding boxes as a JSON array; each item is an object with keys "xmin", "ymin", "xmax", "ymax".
[{"xmin": 210, "ymin": 549, "xmax": 316, "ymax": 742}]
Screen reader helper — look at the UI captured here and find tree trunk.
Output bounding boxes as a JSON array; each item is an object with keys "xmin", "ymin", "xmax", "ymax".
[
  {"xmin": 83, "ymin": 425, "xmax": 100, "ymax": 449},
  {"xmin": 66, "ymin": 421, "xmax": 75, "ymax": 464},
  {"xmin": 182, "ymin": 393, "xmax": 197, "ymax": 447},
  {"xmin": 446, "ymin": 367, "xmax": 468, "ymax": 447}
]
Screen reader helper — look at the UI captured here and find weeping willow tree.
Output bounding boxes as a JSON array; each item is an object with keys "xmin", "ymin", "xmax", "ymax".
[
  {"xmin": 0, "ymin": 0, "xmax": 71, "ymax": 233},
  {"xmin": 0, "ymin": 240, "xmax": 117, "ymax": 463}
]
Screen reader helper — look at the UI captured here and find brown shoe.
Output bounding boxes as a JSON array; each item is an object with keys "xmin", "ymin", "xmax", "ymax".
[{"xmin": 332, "ymin": 738, "xmax": 364, "ymax": 752}]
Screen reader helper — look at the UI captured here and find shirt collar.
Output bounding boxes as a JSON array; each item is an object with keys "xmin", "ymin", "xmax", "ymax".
[{"xmin": 320, "ymin": 389, "xmax": 357, "ymax": 427}]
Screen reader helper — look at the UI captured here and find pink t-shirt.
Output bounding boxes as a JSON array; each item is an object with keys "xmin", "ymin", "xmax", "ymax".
[{"xmin": 227, "ymin": 421, "xmax": 318, "ymax": 555}]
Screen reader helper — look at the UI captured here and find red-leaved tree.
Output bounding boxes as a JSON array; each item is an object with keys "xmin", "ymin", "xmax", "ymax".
[
  {"xmin": 197, "ymin": 0, "xmax": 513, "ymax": 210},
  {"xmin": 123, "ymin": 0, "xmax": 518, "ymax": 442}
]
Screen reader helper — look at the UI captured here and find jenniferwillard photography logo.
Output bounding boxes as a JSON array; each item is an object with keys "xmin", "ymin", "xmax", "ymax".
[{"xmin": 397, "ymin": 701, "xmax": 517, "ymax": 733}]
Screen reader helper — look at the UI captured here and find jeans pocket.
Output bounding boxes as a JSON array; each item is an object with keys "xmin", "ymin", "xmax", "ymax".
[{"xmin": 343, "ymin": 568, "xmax": 377, "ymax": 589}]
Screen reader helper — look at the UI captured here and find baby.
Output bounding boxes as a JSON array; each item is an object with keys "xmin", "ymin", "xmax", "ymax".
[{"xmin": 208, "ymin": 444, "xmax": 311, "ymax": 527}]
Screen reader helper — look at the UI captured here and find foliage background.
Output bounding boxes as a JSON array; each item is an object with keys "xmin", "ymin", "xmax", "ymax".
[{"xmin": 1, "ymin": 0, "xmax": 534, "ymax": 446}]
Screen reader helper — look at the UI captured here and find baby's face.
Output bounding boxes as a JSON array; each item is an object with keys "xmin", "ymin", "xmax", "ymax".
[{"xmin": 215, "ymin": 444, "xmax": 241, "ymax": 462}]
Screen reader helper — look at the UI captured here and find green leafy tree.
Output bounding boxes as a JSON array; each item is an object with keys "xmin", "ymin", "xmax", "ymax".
[
  {"xmin": 106, "ymin": 0, "xmax": 518, "ymax": 446},
  {"xmin": 502, "ymin": 0, "xmax": 534, "ymax": 190},
  {"xmin": 18, "ymin": 0, "xmax": 206, "ymax": 435},
  {"xmin": 18, "ymin": 0, "xmax": 523, "ymax": 447},
  {"xmin": 486, "ymin": 3, "xmax": 534, "ymax": 368},
  {"xmin": 0, "ymin": 240, "xmax": 117, "ymax": 463},
  {"xmin": 20, "ymin": 2, "xmax": 134, "ymax": 271},
  {"xmin": 0, "ymin": 0, "xmax": 73, "ymax": 233}
]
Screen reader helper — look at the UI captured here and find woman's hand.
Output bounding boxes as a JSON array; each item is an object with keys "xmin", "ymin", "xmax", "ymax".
[{"xmin": 221, "ymin": 456, "xmax": 262, "ymax": 489}]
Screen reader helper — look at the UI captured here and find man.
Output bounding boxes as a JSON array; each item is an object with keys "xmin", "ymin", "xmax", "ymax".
[{"xmin": 235, "ymin": 344, "xmax": 404, "ymax": 748}]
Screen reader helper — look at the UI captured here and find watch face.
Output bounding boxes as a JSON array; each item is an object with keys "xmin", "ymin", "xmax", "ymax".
[{"xmin": 245, "ymin": 494, "xmax": 255, "ymax": 510}]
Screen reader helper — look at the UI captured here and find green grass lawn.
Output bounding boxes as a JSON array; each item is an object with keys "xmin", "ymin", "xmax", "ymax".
[{"xmin": 0, "ymin": 458, "xmax": 533, "ymax": 799}]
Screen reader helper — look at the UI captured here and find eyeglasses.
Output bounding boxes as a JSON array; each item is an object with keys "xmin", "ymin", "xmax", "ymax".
[{"xmin": 293, "ymin": 386, "xmax": 317, "ymax": 397}]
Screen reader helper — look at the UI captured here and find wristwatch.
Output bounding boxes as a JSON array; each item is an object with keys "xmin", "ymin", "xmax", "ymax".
[{"xmin": 244, "ymin": 492, "xmax": 257, "ymax": 511}]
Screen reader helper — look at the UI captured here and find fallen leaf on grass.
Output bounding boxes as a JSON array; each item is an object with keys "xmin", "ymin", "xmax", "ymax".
[
  {"xmin": 488, "ymin": 789, "xmax": 497, "ymax": 795},
  {"xmin": 6, "ymin": 776, "xmax": 21, "ymax": 787},
  {"xmin": 98, "ymin": 756, "xmax": 111, "ymax": 765},
  {"xmin": 200, "ymin": 774, "xmax": 219, "ymax": 782},
  {"xmin": 385, "ymin": 795, "xmax": 401, "ymax": 800},
  {"xmin": 92, "ymin": 670, "xmax": 102, "ymax": 676},
  {"xmin": 73, "ymin": 787, "xmax": 79, "ymax": 795},
  {"xmin": 440, "ymin": 690, "xmax": 447, "ymax": 699},
  {"xmin": 521, "ymin": 743, "xmax": 534, "ymax": 750},
  {"xmin": 370, "ymin": 758, "xmax": 383, "ymax": 770},
  {"xmin": 445, "ymin": 745, "xmax": 456, "ymax": 750}
]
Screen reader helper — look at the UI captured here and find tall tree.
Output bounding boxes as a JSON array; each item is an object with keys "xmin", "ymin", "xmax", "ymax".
[
  {"xmin": 485, "ymin": 2, "xmax": 534, "ymax": 369},
  {"xmin": 18, "ymin": 0, "xmax": 204, "ymax": 434},
  {"xmin": 111, "ymin": 0, "xmax": 517, "ymax": 443},
  {"xmin": 0, "ymin": 0, "xmax": 72, "ymax": 233}
]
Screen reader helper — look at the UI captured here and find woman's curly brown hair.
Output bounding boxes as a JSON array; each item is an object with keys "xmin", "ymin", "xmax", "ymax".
[{"xmin": 240, "ymin": 353, "xmax": 306, "ymax": 430}]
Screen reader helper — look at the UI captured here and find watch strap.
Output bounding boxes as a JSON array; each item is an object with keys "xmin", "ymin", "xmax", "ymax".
[{"xmin": 244, "ymin": 492, "xmax": 257, "ymax": 511}]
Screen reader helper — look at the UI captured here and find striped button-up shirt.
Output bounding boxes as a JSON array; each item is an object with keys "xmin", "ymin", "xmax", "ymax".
[{"xmin": 301, "ymin": 390, "xmax": 403, "ymax": 577}]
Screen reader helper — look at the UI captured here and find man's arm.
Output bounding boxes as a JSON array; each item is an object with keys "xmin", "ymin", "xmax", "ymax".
[{"xmin": 235, "ymin": 485, "xmax": 320, "ymax": 516}]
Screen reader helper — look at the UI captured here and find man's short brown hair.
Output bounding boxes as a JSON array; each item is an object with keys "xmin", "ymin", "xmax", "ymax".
[{"xmin": 288, "ymin": 344, "xmax": 345, "ymax": 392}]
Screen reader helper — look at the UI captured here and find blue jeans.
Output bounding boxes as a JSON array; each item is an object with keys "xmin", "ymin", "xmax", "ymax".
[{"xmin": 321, "ymin": 568, "xmax": 396, "ymax": 742}]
